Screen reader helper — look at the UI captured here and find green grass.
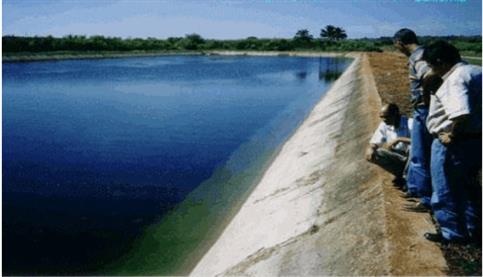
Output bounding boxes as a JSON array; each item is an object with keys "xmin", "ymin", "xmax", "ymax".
[{"xmin": 465, "ymin": 57, "xmax": 481, "ymax": 65}]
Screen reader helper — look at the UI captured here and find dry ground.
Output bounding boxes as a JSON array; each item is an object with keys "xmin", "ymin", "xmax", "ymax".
[{"xmin": 367, "ymin": 51, "xmax": 482, "ymax": 276}]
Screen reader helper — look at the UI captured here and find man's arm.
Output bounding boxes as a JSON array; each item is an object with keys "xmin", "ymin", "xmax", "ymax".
[
  {"xmin": 437, "ymin": 71, "xmax": 471, "ymax": 145},
  {"xmin": 367, "ymin": 122, "xmax": 386, "ymax": 161},
  {"xmin": 438, "ymin": 115, "xmax": 469, "ymax": 145},
  {"xmin": 385, "ymin": 137, "xmax": 411, "ymax": 150}
]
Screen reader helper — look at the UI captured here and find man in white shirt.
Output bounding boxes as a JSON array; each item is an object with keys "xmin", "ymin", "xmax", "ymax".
[
  {"xmin": 422, "ymin": 41, "xmax": 481, "ymax": 244},
  {"xmin": 366, "ymin": 103, "xmax": 412, "ymax": 181}
]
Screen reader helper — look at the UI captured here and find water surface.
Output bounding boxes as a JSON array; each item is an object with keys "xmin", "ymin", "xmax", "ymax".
[{"xmin": 3, "ymin": 55, "xmax": 350, "ymax": 274}]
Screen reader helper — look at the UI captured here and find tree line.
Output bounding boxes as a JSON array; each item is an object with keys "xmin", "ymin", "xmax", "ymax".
[{"xmin": 3, "ymin": 25, "xmax": 481, "ymax": 54}]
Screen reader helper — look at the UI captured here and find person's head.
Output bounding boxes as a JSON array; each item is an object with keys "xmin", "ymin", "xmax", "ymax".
[
  {"xmin": 380, "ymin": 103, "xmax": 400, "ymax": 126},
  {"xmin": 422, "ymin": 40, "xmax": 461, "ymax": 77},
  {"xmin": 393, "ymin": 28, "xmax": 419, "ymax": 56}
]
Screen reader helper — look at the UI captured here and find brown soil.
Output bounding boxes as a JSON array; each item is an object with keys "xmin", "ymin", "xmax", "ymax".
[
  {"xmin": 367, "ymin": 52, "xmax": 412, "ymax": 116},
  {"xmin": 367, "ymin": 51, "xmax": 482, "ymax": 276}
]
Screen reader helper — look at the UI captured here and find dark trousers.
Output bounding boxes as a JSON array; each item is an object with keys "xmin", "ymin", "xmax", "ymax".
[
  {"xmin": 371, "ymin": 148, "xmax": 408, "ymax": 177},
  {"xmin": 430, "ymin": 138, "xmax": 482, "ymax": 240}
]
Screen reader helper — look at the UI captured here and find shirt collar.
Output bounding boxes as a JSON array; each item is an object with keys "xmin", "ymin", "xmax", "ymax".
[
  {"xmin": 442, "ymin": 62, "xmax": 467, "ymax": 81},
  {"xmin": 411, "ymin": 46, "xmax": 424, "ymax": 55},
  {"xmin": 409, "ymin": 46, "xmax": 424, "ymax": 59}
]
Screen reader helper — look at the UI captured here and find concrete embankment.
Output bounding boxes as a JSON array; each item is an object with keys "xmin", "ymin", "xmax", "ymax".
[{"xmin": 191, "ymin": 54, "xmax": 447, "ymax": 276}]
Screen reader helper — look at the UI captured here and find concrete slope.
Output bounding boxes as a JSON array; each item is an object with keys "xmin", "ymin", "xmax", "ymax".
[{"xmin": 190, "ymin": 54, "xmax": 447, "ymax": 276}]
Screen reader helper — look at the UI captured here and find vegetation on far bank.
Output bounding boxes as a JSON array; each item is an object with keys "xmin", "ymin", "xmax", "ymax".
[{"xmin": 3, "ymin": 26, "xmax": 481, "ymax": 62}]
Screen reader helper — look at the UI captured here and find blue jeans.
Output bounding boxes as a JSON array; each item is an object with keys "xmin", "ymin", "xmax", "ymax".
[
  {"xmin": 431, "ymin": 138, "xmax": 482, "ymax": 240},
  {"xmin": 407, "ymin": 107, "xmax": 432, "ymax": 206}
]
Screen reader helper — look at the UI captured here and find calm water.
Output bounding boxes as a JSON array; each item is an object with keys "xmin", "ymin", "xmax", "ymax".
[{"xmin": 3, "ymin": 55, "xmax": 350, "ymax": 274}]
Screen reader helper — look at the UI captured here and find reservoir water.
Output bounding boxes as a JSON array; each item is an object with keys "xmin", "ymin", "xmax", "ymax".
[{"xmin": 3, "ymin": 55, "xmax": 351, "ymax": 275}]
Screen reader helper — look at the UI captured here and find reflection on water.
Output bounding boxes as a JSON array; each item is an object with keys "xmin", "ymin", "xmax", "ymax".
[
  {"xmin": 295, "ymin": 71, "xmax": 308, "ymax": 80},
  {"xmin": 319, "ymin": 56, "xmax": 347, "ymax": 81}
]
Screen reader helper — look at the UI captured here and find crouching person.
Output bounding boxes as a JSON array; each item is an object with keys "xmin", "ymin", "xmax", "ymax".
[
  {"xmin": 422, "ymin": 41, "xmax": 482, "ymax": 244},
  {"xmin": 366, "ymin": 103, "xmax": 412, "ymax": 183}
]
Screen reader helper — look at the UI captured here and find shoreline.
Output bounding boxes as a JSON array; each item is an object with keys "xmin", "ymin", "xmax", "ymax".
[
  {"xmin": 2, "ymin": 50, "xmax": 355, "ymax": 63},
  {"xmin": 2, "ymin": 50, "xmax": 203, "ymax": 62}
]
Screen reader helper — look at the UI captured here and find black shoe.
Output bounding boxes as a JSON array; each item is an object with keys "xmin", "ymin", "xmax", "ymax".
[
  {"xmin": 424, "ymin": 232, "xmax": 448, "ymax": 244},
  {"xmin": 404, "ymin": 202, "xmax": 431, "ymax": 213},
  {"xmin": 469, "ymin": 231, "xmax": 482, "ymax": 245},
  {"xmin": 403, "ymin": 191, "xmax": 418, "ymax": 199},
  {"xmin": 392, "ymin": 176, "xmax": 405, "ymax": 188},
  {"xmin": 424, "ymin": 232, "xmax": 467, "ymax": 245}
]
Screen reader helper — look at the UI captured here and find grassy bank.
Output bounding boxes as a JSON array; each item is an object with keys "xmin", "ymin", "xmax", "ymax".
[
  {"xmin": 4, "ymin": 50, "xmax": 480, "ymax": 66},
  {"xmin": 4, "ymin": 34, "xmax": 480, "ymax": 63},
  {"xmin": 2, "ymin": 50, "xmax": 203, "ymax": 62},
  {"xmin": 462, "ymin": 56, "xmax": 482, "ymax": 65}
]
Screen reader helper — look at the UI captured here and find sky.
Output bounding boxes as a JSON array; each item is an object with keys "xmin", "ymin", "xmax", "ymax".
[{"xmin": 3, "ymin": 0, "xmax": 482, "ymax": 39}]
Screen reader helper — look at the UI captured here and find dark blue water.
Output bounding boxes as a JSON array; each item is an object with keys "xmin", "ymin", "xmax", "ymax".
[{"xmin": 3, "ymin": 55, "xmax": 350, "ymax": 274}]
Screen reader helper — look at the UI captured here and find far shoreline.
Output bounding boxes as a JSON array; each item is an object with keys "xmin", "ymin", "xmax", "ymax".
[
  {"xmin": 3, "ymin": 50, "xmax": 355, "ymax": 63},
  {"xmin": 4, "ymin": 50, "xmax": 480, "ymax": 65}
]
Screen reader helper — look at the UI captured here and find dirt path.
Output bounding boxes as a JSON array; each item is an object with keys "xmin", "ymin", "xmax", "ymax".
[
  {"xmin": 357, "ymin": 54, "xmax": 447, "ymax": 275},
  {"xmin": 367, "ymin": 51, "xmax": 482, "ymax": 276}
]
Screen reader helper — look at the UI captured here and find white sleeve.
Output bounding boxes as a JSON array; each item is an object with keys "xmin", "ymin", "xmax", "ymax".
[
  {"xmin": 369, "ymin": 122, "xmax": 386, "ymax": 145},
  {"xmin": 439, "ymin": 71, "xmax": 470, "ymax": 119},
  {"xmin": 415, "ymin": 60, "xmax": 431, "ymax": 80}
]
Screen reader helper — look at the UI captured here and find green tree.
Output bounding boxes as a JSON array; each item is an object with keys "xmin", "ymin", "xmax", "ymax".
[
  {"xmin": 293, "ymin": 29, "xmax": 314, "ymax": 48},
  {"xmin": 294, "ymin": 29, "xmax": 313, "ymax": 42},
  {"xmin": 180, "ymin": 33, "xmax": 205, "ymax": 50},
  {"xmin": 321, "ymin": 25, "xmax": 347, "ymax": 41}
]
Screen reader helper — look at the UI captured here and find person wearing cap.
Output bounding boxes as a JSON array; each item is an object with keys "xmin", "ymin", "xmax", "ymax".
[
  {"xmin": 393, "ymin": 28, "xmax": 433, "ymax": 209},
  {"xmin": 366, "ymin": 103, "xmax": 412, "ymax": 181},
  {"xmin": 422, "ymin": 40, "xmax": 482, "ymax": 244}
]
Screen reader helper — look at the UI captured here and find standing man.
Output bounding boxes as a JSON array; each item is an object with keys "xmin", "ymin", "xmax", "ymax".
[
  {"xmin": 422, "ymin": 41, "xmax": 481, "ymax": 244},
  {"xmin": 393, "ymin": 29, "xmax": 432, "ymax": 208}
]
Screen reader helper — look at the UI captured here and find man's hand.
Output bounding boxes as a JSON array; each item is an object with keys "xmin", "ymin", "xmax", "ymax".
[
  {"xmin": 385, "ymin": 139, "xmax": 399, "ymax": 150},
  {"xmin": 365, "ymin": 145, "xmax": 377, "ymax": 161},
  {"xmin": 385, "ymin": 137, "xmax": 411, "ymax": 150},
  {"xmin": 438, "ymin": 132, "xmax": 453, "ymax": 145}
]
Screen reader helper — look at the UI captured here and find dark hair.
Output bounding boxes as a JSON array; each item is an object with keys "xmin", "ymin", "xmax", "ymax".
[
  {"xmin": 382, "ymin": 103, "xmax": 400, "ymax": 117},
  {"xmin": 422, "ymin": 73, "xmax": 443, "ymax": 95},
  {"xmin": 393, "ymin": 28, "xmax": 418, "ymax": 45},
  {"xmin": 422, "ymin": 40, "xmax": 461, "ymax": 66}
]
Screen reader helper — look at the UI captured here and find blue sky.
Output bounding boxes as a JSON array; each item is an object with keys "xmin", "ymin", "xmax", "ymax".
[{"xmin": 3, "ymin": 0, "xmax": 482, "ymax": 39}]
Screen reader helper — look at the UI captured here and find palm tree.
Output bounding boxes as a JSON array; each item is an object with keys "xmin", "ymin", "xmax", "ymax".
[
  {"xmin": 320, "ymin": 25, "xmax": 347, "ymax": 41},
  {"xmin": 334, "ymin": 27, "xmax": 347, "ymax": 40},
  {"xmin": 320, "ymin": 25, "xmax": 336, "ymax": 40}
]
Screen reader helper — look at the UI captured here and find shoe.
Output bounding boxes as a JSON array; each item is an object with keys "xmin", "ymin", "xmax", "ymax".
[
  {"xmin": 404, "ymin": 202, "xmax": 431, "ymax": 213},
  {"xmin": 424, "ymin": 232, "xmax": 445, "ymax": 243},
  {"xmin": 424, "ymin": 232, "xmax": 467, "ymax": 245},
  {"xmin": 468, "ymin": 231, "xmax": 482, "ymax": 245},
  {"xmin": 392, "ymin": 176, "xmax": 405, "ymax": 188},
  {"xmin": 403, "ymin": 191, "xmax": 418, "ymax": 199}
]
